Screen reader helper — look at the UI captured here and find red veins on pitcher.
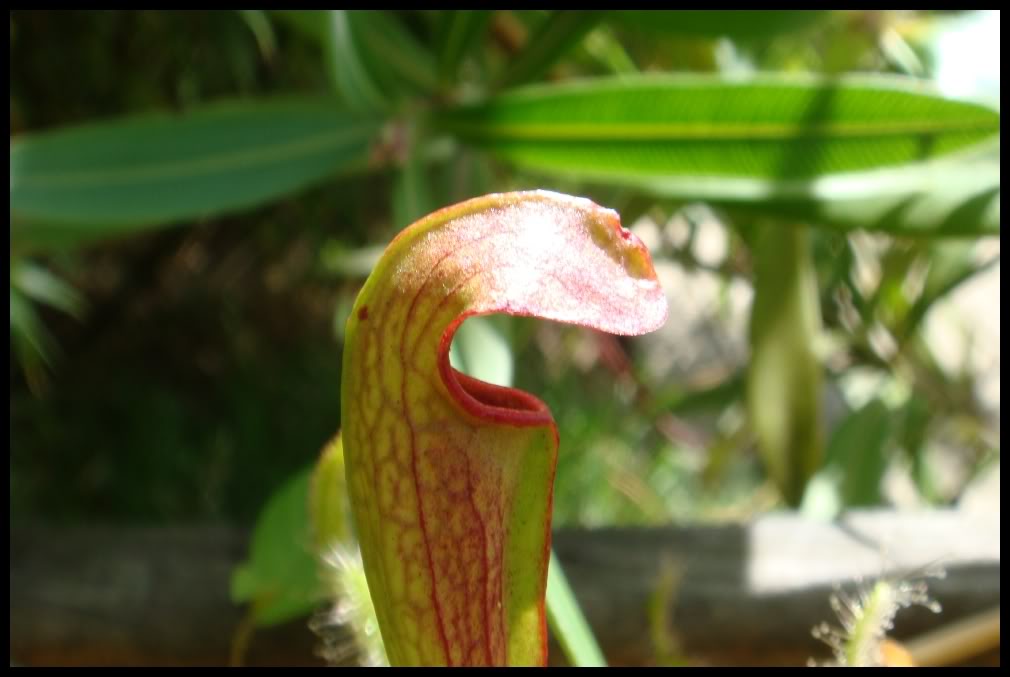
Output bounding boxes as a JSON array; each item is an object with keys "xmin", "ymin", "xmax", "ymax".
[{"xmin": 340, "ymin": 190, "xmax": 667, "ymax": 666}]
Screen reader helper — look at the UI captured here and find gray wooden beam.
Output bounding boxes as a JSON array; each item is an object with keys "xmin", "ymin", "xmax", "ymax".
[{"xmin": 9, "ymin": 509, "xmax": 999, "ymax": 666}]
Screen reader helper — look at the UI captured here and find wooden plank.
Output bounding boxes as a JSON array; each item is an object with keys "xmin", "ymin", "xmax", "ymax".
[
  {"xmin": 9, "ymin": 509, "xmax": 999, "ymax": 666},
  {"xmin": 550, "ymin": 509, "xmax": 1000, "ymax": 665}
]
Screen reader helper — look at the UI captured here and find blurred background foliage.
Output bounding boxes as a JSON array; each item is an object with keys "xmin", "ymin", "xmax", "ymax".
[{"xmin": 9, "ymin": 9, "xmax": 1000, "ymax": 634}]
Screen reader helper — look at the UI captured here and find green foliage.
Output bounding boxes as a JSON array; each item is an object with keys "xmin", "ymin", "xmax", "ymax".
[
  {"xmin": 547, "ymin": 550, "xmax": 607, "ymax": 667},
  {"xmin": 495, "ymin": 11, "xmax": 605, "ymax": 88},
  {"xmin": 237, "ymin": 10, "xmax": 277, "ymax": 62},
  {"xmin": 439, "ymin": 75, "xmax": 998, "ymax": 236},
  {"xmin": 318, "ymin": 10, "xmax": 437, "ymax": 111},
  {"xmin": 441, "ymin": 75, "xmax": 998, "ymax": 181},
  {"xmin": 802, "ymin": 400, "xmax": 893, "ymax": 519},
  {"xmin": 231, "ymin": 467, "xmax": 322, "ymax": 626},
  {"xmin": 697, "ymin": 159, "xmax": 1000, "ymax": 237},
  {"xmin": 448, "ymin": 316, "xmax": 514, "ymax": 388},
  {"xmin": 10, "ymin": 97, "xmax": 379, "ymax": 241},
  {"xmin": 9, "ymin": 9, "xmax": 1000, "ymax": 666},
  {"xmin": 748, "ymin": 226, "xmax": 823, "ymax": 507},
  {"xmin": 436, "ymin": 10, "xmax": 492, "ymax": 85},
  {"xmin": 611, "ymin": 10, "xmax": 828, "ymax": 40},
  {"xmin": 9, "ymin": 259, "xmax": 85, "ymax": 393}
]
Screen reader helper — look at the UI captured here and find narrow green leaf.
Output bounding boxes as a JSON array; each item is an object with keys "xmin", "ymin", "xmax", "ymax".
[
  {"xmin": 636, "ymin": 159, "xmax": 1000, "ymax": 236},
  {"xmin": 802, "ymin": 399, "xmax": 892, "ymax": 518},
  {"xmin": 650, "ymin": 371, "xmax": 745, "ymax": 418},
  {"xmin": 320, "ymin": 11, "xmax": 437, "ymax": 109},
  {"xmin": 9, "ymin": 272, "xmax": 77, "ymax": 393},
  {"xmin": 747, "ymin": 225, "xmax": 823, "ymax": 506},
  {"xmin": 9, "ymin": 285, "xmax": 57, "ymax": 368},
  {"xmin": 10, "ymin": 260, "xmax": 85, "ymax": 319},
  {"xmin": 496, "ymin": 11, "xmax": 606, "ymax": 88},
  {"xmin": 546, "ymin": 550, "xmax": 607, "ymax": 667},
  {"xmin": 237, "ymin": 9, "xmax": 277, "ymax": 62},
  {"xmin": 231, "ymin": 467, "xmax": 322, "ymax": 627},
  {"xmin": 901, "ymin": 242, "xmax": 999, "ymax": 340},
  {"xmin": 581, "ymin": 25, "xmax": 638, "ymax": 75},
  {"xmin": 10, "ymin": 97, "xmax": 380, "ymax": 235},
  {"xmin": 437, "ymin": 10, "xmax": 493, "ymax": 84},
  {"xmin": 442, "ymin": 74, "xmax": 1000, "ymax": 181},
  {"xmin": 895, "ymin": 393, "xmax": 941, "ymax": 504},
  {"xmin": 323, "ymin": 10, "xmax": 390, "ymax": 112},
  {"xmin": 353, "ymin": 11, "xmax": 439, "ymax": 97},
  {"xmin": 610, "ymin": 10, "xmax": 828, "ymax": 40},
  {"xmin": 440, "ymin": 74, "xmax": 999, "ymax": 234},
  {"xmin": 270, "ymin": 9, "xmax": 327, "ymax": 42}
]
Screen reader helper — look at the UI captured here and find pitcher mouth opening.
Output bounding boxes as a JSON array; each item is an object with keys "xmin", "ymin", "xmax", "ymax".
[{"xmin": 438, "ymin": 315, "xmax": 554, "ymax": 428}]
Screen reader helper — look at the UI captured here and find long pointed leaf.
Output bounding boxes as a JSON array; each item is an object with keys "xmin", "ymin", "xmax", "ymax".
[
  {"xmin": 237, "ymin": 9, "xmax": 277, "ymax": 61},
  {"xmin": 802, "ymin": 399, "xmax": 893, "ymax": 518},
  {"xmin": 10, "ymin": 97, "xmax": 380, "ymax": 235},
  {"xmin": 323, "ymin": 11, "xmax": 390, "ymax": 112},
  {"xmin": 901, "ymin": 242, "xmax": 1000, "ymax": 340},
  {"xmin": 10, "ymin": 285, "xmax": 57, "ymax": 369},
  {"xmin": 747, "ymin": 225, "xmax": 823, "ymax": 506},
  {"xmin": 10, "ymin": 260, "xmax": 85, "ymax": 319},
  {"xmin": 439, "ymin": 74, "xmax": 1000, "ymax": 234},
  {"xmin": 496, "ymin": 11, "xmax": 605, "ymax": 88},
  {"xmin": 638, "ymin": 160, "xmax": 1000, "ymax": 236},
  {"xmin": 437, "ymin": 10, "xmax": 493, "ymax": 84},
  {"xmin": 442, "ymin": 75, "xmax": 999, "ymax": 181},
  {"xmin": 546, "ymin": 550, "xmax": 607, "ymax": 667},
  {"xmin": 354, "ymin": 11, "xmax": 438, "ymax": 97},
  {"xmin": 230, "ymin": 468, "xmax": 323, "ymax": 627}
]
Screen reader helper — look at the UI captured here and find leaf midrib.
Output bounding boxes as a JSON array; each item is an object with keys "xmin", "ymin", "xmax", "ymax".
[
  {"xmin": 444, "ymin": 118, "xmax": 998, "ymax": 142},
  {"xmin": 12, "ymin": 126, "xmax": 374, "ymax": 190}
]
